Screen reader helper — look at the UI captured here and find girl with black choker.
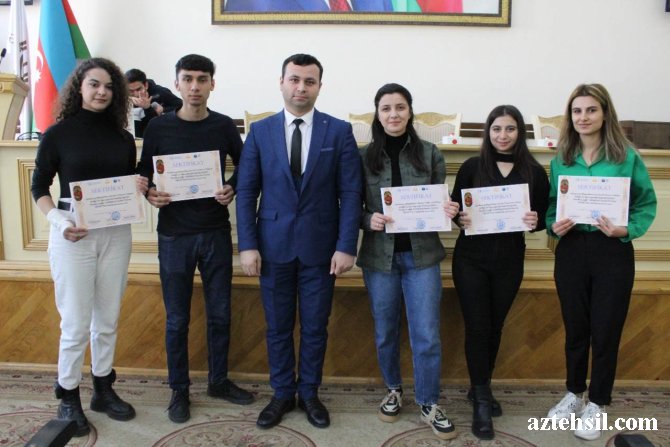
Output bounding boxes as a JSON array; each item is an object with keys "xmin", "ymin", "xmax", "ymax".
[
  {"xmin": 450, "ymin": 105, "xmax": 549, "ymax": 440},
  {"xmin": 31, "ymin": 58, "xmax": 148, "ymax": 436}
]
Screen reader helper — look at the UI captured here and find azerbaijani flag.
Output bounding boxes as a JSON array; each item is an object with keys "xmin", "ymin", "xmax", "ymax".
[{"xmin": 34, "ymin": 0, "xmax": 90, "ymax": 132}]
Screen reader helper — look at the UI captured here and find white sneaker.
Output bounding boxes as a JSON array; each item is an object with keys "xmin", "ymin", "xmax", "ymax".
[
  {"xmin": 378, "ymin": 389, "xmax": 402, "ymax": 422},
  {"xmin": 547, "ymin": 392, "xmax": 586, "ymax": 419},
  {"xmin": 420, "ymin": 404, "xmax": 457, "ymax": 440},
  {"xmin": 574, "ymin": 402, "xmax": 604, "ymax": 441}
]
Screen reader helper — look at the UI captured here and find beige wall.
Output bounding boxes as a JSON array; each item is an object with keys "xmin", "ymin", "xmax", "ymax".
[{"xmin": 0, "ymin": 0, "xmax": 669, "ymax": 124}]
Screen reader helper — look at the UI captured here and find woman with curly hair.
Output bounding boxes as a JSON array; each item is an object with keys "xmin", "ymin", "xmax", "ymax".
[{"xmin": 31, "ymin": 58, "xmax": 148, "ymax": 436}]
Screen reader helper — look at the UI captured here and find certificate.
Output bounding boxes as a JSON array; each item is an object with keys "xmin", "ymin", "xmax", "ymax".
[
  {"xmin": 380, "ymin": 184, "xmax": 452, "ymax": 233},
  {"xmin": 556, "ymin": 175, "xmax": 630, "ymax": 226},
  {"xmin": 69, "ymin": 175, "xmax": 145, "ymax": 229},
  {"xmin": 462, "ymin": 184, "xmax": 531, "ymax": 236},
  {"xmin": 153, "ymin": 150, "xmax": 223, "ymax": 202}
]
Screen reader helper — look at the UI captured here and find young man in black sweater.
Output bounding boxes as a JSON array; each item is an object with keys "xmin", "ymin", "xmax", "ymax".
[{"xmin": 137, "ymin": 54, "xmax": 253, "ymax": 423}]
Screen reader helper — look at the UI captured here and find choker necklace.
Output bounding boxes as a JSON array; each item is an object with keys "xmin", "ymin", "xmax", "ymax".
[{"xmin": 495, "ymin": 152, "xmax": 515, "ymax": 162}]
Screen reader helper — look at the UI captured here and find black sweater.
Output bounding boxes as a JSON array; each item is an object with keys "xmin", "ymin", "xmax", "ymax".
[
  {"xmin": 31, "ymin": 109, "xmax": 137, "ymax": 202},
  {"xmin": 136, "ymin": 109, "xmax": 243, "ymax": 236},
  {"xmin": 451, "ymin": 156, "xmax": 550, "ymax": 255}
]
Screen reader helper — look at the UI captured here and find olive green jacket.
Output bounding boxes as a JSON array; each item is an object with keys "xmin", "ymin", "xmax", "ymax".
[{"xmin": 357, "ymin": 138, "xmax": 447, "ymax": 272}]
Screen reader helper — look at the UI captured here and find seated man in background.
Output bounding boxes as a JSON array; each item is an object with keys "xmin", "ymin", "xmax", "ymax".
[{"xmin": 125, "ymin": 68, "xmax": 183, "ymax": 138}]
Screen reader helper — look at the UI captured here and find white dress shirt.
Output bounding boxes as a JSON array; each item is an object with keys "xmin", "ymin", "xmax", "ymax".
[{"xmin": 284, "ymin": 109, "xmax": 315, "ymax": 175}]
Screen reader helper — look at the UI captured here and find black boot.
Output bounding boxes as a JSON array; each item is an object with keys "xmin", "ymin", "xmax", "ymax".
[
  {"xmin": 467, "ymin": 385, "xmax": 502, "ymax": 417},
  {"xmin": 471, "ymin": 385, "xmax": 494, "ymax": 440},
  {"xmin": 90, "ymin": 369, "xmax": 136, "ymax": 421},
  {"xmin": 55, "ymin": 383, "xmax": 90, "ymax": 437}
]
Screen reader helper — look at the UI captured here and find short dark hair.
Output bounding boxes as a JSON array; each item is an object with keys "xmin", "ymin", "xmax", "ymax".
[
  {"xmin": 282, "ymin": 53, "xmax": 323, "ymax": 80},
  {"xmin": 175, "ymin": 54, "xmax": 216, "ymax": 78},
  {"xmin": 124, "ymin": 68, "xmax": 147, "ymax": 84}
]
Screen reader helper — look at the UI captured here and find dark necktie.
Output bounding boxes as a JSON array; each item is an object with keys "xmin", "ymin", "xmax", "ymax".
[
  {"xmin": 329, "ymin": 0, "xmax": 351, "ymax": 11},
  {"xmin": 290, "ymin": 118, "xmax": 304, "ymax": 178}
]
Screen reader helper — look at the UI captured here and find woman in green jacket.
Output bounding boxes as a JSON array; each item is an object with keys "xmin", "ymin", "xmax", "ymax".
[{"xmin": 546, "ymin": 84, "xmax": 656, "ymax": 441}]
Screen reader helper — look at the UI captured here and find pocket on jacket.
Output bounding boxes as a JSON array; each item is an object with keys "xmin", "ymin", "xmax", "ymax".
[{"xmin": 258, "ymin": 209, "xmax": 278, "ymax": 220}]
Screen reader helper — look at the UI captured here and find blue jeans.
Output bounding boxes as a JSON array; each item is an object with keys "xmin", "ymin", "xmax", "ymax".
[
  {"xmin": 363, "ymin": 252, "xmax": 442, "ymax": 406},
  {"xmin": 158, "ymin": 229, "xmax": 233, "ymax": 391}
]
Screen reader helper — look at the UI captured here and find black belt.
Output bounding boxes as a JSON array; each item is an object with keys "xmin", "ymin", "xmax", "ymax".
[{"xmin": 57, "ymin": 200, "xmax": 72, "ymax": 211}]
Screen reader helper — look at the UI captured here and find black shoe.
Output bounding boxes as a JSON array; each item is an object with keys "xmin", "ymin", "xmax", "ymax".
[
  {"xmin": 471, "ymin": 385, "xmax": 495, "ymax": 440},
  {"xmin": 54, "ymin": 383, "xmax": 90, "ymax": 437},
  {"xmin": 468, "ymin": 387, "xmax": 502, "ymax": 417},
  {"xmin": 207, "ymin": 379, "xmax": 254, "ymax": 405},
  {"xmin": 168, "ymin": 389, "xmax": 190, "ymax": 423},
  {"xmin": 298, "ymin": 396, "xmax": 330, "ymax": 428},
  {"xmin": 257, "ymin": 397, "xmax": 296, "ymax": 429},
  {"xmin": 90, "ymin": 369, "xmax": 136, "ymax": 421}
]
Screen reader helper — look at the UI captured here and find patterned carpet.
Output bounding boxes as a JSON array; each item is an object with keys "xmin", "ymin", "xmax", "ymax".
[{"xmin": 0, "ymin": 369, "xmax": 668, "ymax": 446}]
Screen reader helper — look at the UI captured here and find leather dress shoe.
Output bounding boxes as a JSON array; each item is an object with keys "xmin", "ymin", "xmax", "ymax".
[
  {"xmin": 298, "ymin": 396, "xmax": 330, "ymax": 428},
  {"xmin": 257, "ymin": 397, "xmax": 295, "ymax": 429}
]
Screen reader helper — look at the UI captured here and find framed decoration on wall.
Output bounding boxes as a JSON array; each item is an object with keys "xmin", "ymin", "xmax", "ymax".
[{"xmin": 212, "ymin": 0, "xmax": 512, "ymax": 27}]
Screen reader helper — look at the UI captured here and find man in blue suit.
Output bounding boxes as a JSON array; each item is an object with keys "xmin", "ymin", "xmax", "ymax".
[{"xmin": 236, "ymin": 54, "xmax": 362, "ymax": 429}]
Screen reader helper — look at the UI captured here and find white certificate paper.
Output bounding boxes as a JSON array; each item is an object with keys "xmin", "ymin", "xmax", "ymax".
[
  {"xmin": 462, "ymin": 184, "xmax": 531, "ymax": 236},
  {"xmin": 69, "ymin": 175, "xmax": 145, "ymax": 229},
  {"xmin": 153, "ymin": 150, "xmax": 223, "ymax": 202},
  {"xmin": 556, "ymin": 175, "xmax": 630, "ymax": 226},
  {"xmin": 380, "ymin": 184, "xmax": 452, "ymax": 233}
]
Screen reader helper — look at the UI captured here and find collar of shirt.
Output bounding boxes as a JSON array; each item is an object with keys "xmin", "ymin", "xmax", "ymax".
[{"xmin": 284, "ymin": 109, "xmax": 315, "ymax": 173}]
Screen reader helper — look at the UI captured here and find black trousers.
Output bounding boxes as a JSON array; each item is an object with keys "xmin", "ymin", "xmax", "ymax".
[
  {"xmin": 452, "ymin": 234, "xmax": 525, "ymax": 386},
  {"xmin": 554, "ymin": 231, "xmax": 634, "ymax": 406}
]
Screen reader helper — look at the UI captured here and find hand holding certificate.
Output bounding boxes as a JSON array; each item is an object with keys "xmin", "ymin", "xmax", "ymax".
[
  {"xmin": 380, "ymin": 184, "xmax": 452, "ymax": 233},
  {"xmin": 461, "ymin": 184, "xmax": 531, "ymax": 235},
  {"xmin": 153, "ymin": 150, "xmax": 223, "ymax": 202},
  {"xmin": 69, "ymin": 175, "xmax": 146, "ymax": 229},
  {"xmin": 556, "ymin": 175, "xmax": 630, "ymax": 226}
]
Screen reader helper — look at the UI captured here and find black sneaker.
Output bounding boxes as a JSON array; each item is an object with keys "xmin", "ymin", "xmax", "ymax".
[
  {"xmin": 168, "ymin": 389, "xmax": 190, "ymax": 423},
  {"xmin": 378, "ymin": 388, "xmax": 402, "ymax": 422},
  {"xmin": 207, "ymin": 379, "xmax": 254, "ymax": 405},
  {"xmin": 420, "ymin": 404, "xmax": 457, "ymax": 440}
]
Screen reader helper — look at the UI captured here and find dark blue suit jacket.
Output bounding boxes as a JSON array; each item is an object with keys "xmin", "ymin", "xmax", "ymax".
[{"xmin": 236, "ymin": 110, "xmax": 362, "ymax": 266}]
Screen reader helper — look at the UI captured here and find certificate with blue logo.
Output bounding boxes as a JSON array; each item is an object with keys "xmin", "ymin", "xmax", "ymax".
[
  {"xmin": 556, "ymin": 175, "xmax": 630, "ymax": 226},
  {"xmin": 380, "ymin": 184, "xmax": 452, "ymax": 233},
  {"xmin": 462, "ymin": 184, "xmax": 531, "ymax": 236},
  {"xmin": 153, "ymin": 150, "xmax": 223, "ymax": 202},
  {"xmin": 69, "ymin": 175, "xmax": 145, "ymax": 229}
]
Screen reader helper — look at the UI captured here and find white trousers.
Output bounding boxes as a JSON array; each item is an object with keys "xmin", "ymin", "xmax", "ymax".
[{"xmin": 48, "ymin": 223, "xmax": 131, "ymax": 390}]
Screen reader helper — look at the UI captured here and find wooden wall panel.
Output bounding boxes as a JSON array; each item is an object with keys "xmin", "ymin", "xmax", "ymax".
[{"xmin": 2, "ymin": 277, "xmax": 669, "ymax": 382}]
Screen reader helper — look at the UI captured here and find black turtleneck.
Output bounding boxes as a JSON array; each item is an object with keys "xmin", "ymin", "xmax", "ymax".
[
  {"xmin": 32, "ymin": 109, "xmax": 137, "ymax": 201},
  {"xmin": 383, "ymin": 132, "xmax": 412, "ymax": 252},
  {"xmin": 384, "ymin": 133, "xmax": 407, "ymax": 187}
]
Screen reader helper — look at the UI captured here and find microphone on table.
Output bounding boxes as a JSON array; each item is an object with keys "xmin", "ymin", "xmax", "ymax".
[{"xmin": 0, "ymin": 48, "xmax": 7, "ymax": 68}]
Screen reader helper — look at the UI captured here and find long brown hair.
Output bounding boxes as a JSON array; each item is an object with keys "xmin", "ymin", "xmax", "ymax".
[
  {"xmin": 366, "ymin": 83, "xmax": 426, "ymax": 175},
  {"xmin": 56, "ymin": 57, "xmax": 129, "ymax": 132},
  {"xmin": 477, "ymin": 105, "xmax": 541, "ymax": 191},
  {"xmin": 557, "ymin": 83, "xmax": 632, "ymax": 166}
]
